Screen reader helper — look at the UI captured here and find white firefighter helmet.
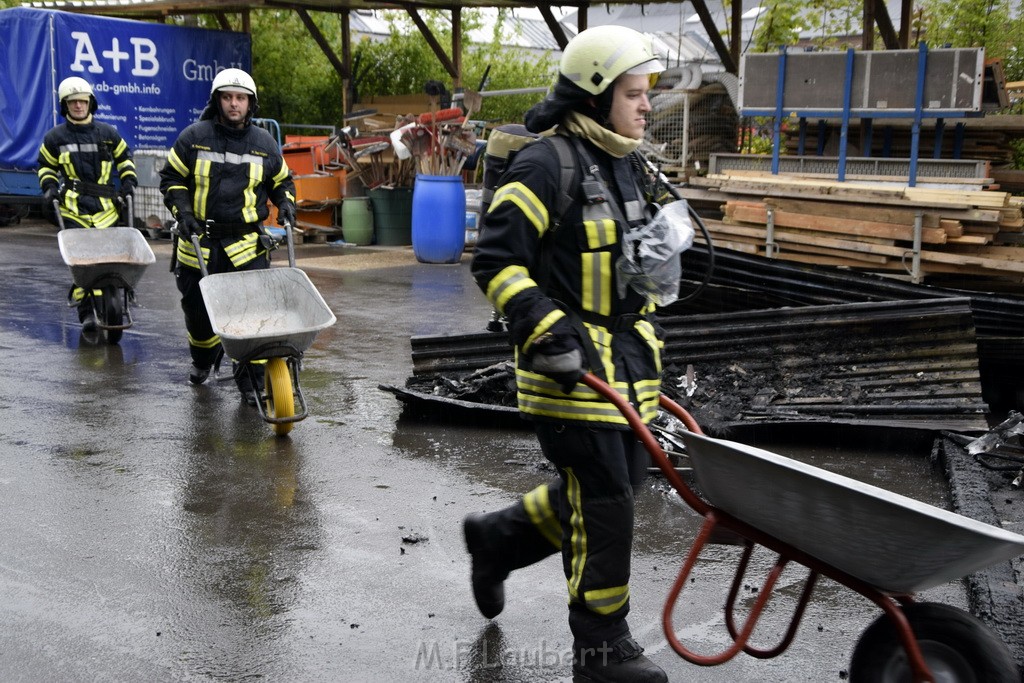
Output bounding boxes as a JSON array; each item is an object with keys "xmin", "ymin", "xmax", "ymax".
[
  {"xmin": 210, "ymin": 68, "xmax": 258, "ymax": 99},
  {"xmin": 559, "ymin": 26, "xmax": 665, "ymax": 96},
  {"xmin": 57, "ymin": 76, "xmax": 97, "ymax": 116}
]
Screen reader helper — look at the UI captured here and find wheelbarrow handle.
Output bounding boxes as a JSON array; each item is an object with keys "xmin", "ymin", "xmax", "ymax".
[
  {"xmin": 580, "ymin": 372, "xmax": 710, "ymax": 515},
  {"xmin": 283, "ymin": 220, "xmax": 296, "ymax": 268},
  {"xmin": 53, "ymin": 199, "xmax": 65, "ymax": 231},
  {"xmin": 123, "ymin": 194, "xmax": 133, "ymax": 229},
  {"xmin": 190, "ymin": 232, "xmax": 209, "ymax": 278}
]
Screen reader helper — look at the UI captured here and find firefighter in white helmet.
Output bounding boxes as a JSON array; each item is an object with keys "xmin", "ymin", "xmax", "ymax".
[
  {"xmin": 467, "ymin": 26, "xmax": 671, "ymax": 682},
  {"xmin": 159, "ymin": 68, "xmax": 296, "ymax": 405},
  {"xmin": 37, "ymin": 76, "xmax": 138, "ymax": 330}
]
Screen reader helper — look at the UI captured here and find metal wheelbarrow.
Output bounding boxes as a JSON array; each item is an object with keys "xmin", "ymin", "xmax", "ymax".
[
  {"xmin": 56, "ymin": 196, "xmax": 155, "ymax": 344},
  {"xmin": 581, "ymin": 372, "xmax": 1024, "ymax": 682},
  {"xmin": 189, "ymin": 220, "xmax": 336, "ymax": 436}
]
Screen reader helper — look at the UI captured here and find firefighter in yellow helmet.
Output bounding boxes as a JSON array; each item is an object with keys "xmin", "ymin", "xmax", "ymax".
[
  {"xmin": 37, "ymin": 76, "xmax": 138, "ymax": 329},
  {"xmin": 466, "ymin": 25, "xmax": 671, "ymax": 683},
  {"xmin": 159, "ymin": 68, "xmax": 296, "ymax": 405}
]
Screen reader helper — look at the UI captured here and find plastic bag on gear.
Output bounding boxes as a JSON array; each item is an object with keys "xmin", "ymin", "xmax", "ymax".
[{"xmin": 616, "ymin": 199, "xmax": 695, "ymax": 306}]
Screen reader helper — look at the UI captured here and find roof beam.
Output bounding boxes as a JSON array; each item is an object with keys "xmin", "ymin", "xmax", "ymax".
[
  {"xmin": 342, "ymin": 9, "xmax": 352, "ymax": 113},
  {"xmin": 690, "ymin": 0, "xmax": 737, "ymax": 74},
  {"xmin": 538, "ymin": 5, "xmax": 570, "ymax": 50},
  {"xmin": 870, "ymin": 0, "xmax": 900, "ymax": 49},
  {"xmin": 452, "ymin": 6, "xmax": 462, "ymax": 88},
  {"xmin": 898, "ymin": 0, "xmax": 912, "ymax": 48},
  {"xmin": 296, "ymin": 7, "xmax": 350, "ymax": 78},
  {"xmin": 730, "ymin": 0, "xmax": 741, "ymax": 70},
  {"xmin": 402, "ymin": 5, "xmax": 458, "ymax": 80}
]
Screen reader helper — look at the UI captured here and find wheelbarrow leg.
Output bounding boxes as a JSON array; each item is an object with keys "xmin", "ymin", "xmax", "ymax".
[
  {"xmin": 722, "ymin": 543, "xmax": 820, "ymax": 659},
  {"xmin": 662, "ymin": 513, "xmax": 795, "ymax": 666}
]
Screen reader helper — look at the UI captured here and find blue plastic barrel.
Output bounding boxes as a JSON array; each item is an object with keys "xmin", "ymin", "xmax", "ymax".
[{"xmin": 412, "ymin": 175, "xmax": 466, "ymax": 264}]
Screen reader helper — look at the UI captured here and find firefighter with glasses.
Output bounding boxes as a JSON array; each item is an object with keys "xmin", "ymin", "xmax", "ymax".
[
  {"xmin": 38, "ymin": 76, "xmax": 137, "ymax": 329},
  {"xmin": 466, "ymin": 25, "xmax": 673, "ymax": 683},
  {"xmin": 159, "ymin": 68, "xmax": 296, "ymax": 405}
]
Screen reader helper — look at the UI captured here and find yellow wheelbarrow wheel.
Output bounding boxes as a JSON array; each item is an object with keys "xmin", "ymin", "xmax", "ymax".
[{"xmin": 265, "ymin": 357, "xmax": 295, "ymax": 436}]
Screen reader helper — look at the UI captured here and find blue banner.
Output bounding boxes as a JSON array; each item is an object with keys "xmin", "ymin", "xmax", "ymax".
[{"xmin": 0, "ymin": 8, "xmax": 251, "ymax": 173}]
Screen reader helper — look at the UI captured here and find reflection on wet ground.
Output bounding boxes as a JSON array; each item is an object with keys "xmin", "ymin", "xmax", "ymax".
[{"xmin": 0, "ymin": 229, "xmax": 979, "ymax": 681}]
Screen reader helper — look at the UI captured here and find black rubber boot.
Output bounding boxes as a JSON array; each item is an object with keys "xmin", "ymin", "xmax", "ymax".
[
  {"xmin": 463, "ymin": 512, "xmax": 509, "ymax": 619},
  {"xmin": 234, "ymin": 362, "xmax": 265, "ymax": 406},
  {"xmin": 189, "ymin": 363, "xmax": 211, "ymax": 385},
  {"xmin": 573, "ymin": 636, "xmax": 667, "ymax": 683},
  {"xmin": 463, "ymin": 492, "xmax": 562, "ymax": 620}
]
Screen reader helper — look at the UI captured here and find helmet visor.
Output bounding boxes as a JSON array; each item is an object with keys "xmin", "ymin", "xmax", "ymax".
[
  {"xmin": 626, "ymin": 58, "xmax": 665, "ymax": 88},
  {"xmin": 65, "ymin": 93, "xmax": 91, "ymax": 102},
  {"xmin": 217, "ymin": 85, "xmax": 254, "ymax": 96}
]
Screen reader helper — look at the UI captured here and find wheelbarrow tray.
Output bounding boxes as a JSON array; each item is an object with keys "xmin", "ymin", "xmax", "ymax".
[
  {"xmin": 57, "ymin": 227, "xmax": 156, "ymax": 289},
  {"xmin": 680, "ymin": 431, "xmax": 1024, "ymax": 595},
  {"xmin": 199, "ymin": 266, "xmax": 336, "ymax": 361}
]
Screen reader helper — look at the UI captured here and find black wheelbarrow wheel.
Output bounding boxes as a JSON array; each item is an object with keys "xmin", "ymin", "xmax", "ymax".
[
  {"xmin": 849, "ymin": 602, "xmax": 1018, "ymax": 682},
  {"xmin": 265, "ymin": 357, "xmax": 295, "ymax": 436},
  {"xmin": 101, "ymin": 287, "xmax": 124, "ymax": 345}
]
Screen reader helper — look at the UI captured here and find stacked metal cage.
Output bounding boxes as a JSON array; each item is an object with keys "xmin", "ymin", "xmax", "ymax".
[
  {"xmin": 132, "ymin": 147, "xmax": 174, "ymax": 238},
  {"xmin": 644, "ymin": 70, "xmax": 740, "ymax": 180}
]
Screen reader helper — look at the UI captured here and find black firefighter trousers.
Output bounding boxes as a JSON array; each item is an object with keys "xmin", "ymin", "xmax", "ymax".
[
  {"xmin": 479, "ymin": 421, "xmax": 651, "ymax": 649},
  {"xmin": 175, "ymin": 240, "xmax": 267, "ymax": 393}
]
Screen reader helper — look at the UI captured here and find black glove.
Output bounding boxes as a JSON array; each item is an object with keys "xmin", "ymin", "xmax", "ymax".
[
  {"xmin": 119, "ymin": 179, "xmax": 136, "ymax": 200},
  {"xmin": 277, "ymin": 202, "xmax": 296, "ymax": 228},
  {"xmin": 531, "ymin": 347, "xmax": 584, "ymax": 394},
  {"xmin": 175, "ymin": 212, "xmax": 202, "ymax": 239},
  {"xmin": 42, "ymin": 185, "xmax": 59, "ymax": 206}
]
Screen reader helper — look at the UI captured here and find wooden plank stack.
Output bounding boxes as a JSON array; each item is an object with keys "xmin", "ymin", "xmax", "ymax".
[{"xmin": 687, "ymin": 170, "xmax": 1024, "ymax": 283}]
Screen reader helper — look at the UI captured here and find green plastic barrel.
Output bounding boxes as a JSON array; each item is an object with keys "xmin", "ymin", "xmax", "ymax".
[
  {"xmin": 341, "ymin": 197, "xmax": 374, "ymax": 246},
  {"xmin": 368, "ymin": 187, "xmax": 413, "ymax": 246}
]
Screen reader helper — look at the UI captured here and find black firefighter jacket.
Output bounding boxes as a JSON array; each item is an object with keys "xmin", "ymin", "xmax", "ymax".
[
  {"xmin": 471, "ymin": 134, "xmax": 664, "ymax": 427},
  {"xmin": 159, "ymin": 117, "xmax": 295, "ymax": 271},
  {"xmin": 37, "ymin": 119, "xmax": 136, "ymax": 228}
]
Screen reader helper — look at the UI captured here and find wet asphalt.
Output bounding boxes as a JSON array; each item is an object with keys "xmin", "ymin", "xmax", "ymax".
[{"xmin": 0, "ymin": 220, "xmax": 968, "ymax": 682}]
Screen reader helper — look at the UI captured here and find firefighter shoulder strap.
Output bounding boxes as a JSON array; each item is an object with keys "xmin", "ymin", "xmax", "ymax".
[{"xmin": 480, "ymin": 126, "xmax": 577, "ymax": 227}]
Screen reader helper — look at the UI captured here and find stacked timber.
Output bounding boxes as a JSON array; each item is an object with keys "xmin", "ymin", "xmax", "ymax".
[{"xmin": 688, "ymin": 171, "xmax": 1024, "ymax": 284}]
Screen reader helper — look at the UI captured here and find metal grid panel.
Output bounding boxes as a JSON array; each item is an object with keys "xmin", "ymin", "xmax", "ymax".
[
  {"xmin": 708, "ymin": 153, "xmax": 990, "ymax": 179},
  {"xmin": 739, "ymin": 48, "xmax": 986, "ymax": 116}
]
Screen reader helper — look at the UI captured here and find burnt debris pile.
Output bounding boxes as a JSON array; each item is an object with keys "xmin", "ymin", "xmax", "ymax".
[{"xmin": 391, "ymin": 295, "xmax": 991, "ymax": 432}]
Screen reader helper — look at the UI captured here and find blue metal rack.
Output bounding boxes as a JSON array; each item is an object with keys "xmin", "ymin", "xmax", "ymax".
[{"xmin": 739, "ymin": 43, "xmax": 985, "ymax": 187}]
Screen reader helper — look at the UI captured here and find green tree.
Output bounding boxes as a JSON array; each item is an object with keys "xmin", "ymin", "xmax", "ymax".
[
  {"xmin": 163, "ymin": 8, "xmax": 554, "ymax": 128},
  {"xmin": 919, "ymin": 0, "xmax": 1024, "ymax": 79},
  {"xmin": 352, "ymin": 9, "xmax": 555, "ymax": 125},
  {"xmin": 803, "ymin": 0, "xmax": 863, "ymax": 49},
  {"xmin": 751, "ymin": 1, "xmax": 807, "ymax": 53},
  {"xmin": 250, "ymin": 10, "xmax": 346, "ymax": 128}
]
